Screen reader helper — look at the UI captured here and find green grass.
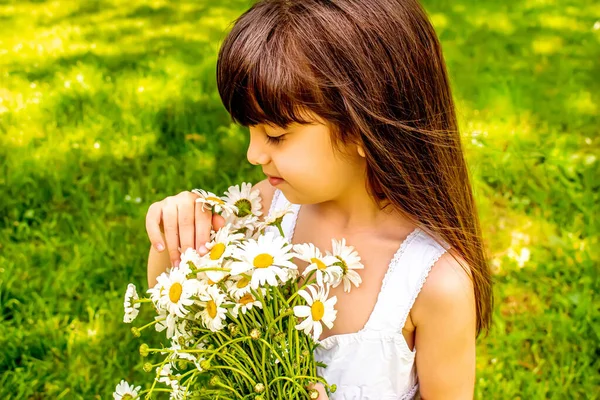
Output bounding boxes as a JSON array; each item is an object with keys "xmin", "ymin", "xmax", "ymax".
[{"xmin": 0, "ymin": 0, "xmax": 598, "ymax": 398}]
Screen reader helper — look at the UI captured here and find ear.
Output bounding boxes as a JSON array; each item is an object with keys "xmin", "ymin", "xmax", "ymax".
[{"xmin": 357, "ymin": 145, "xmax": 366, "ymax": 158}]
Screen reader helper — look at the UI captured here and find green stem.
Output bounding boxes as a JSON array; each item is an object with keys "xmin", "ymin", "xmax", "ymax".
[
  {"xmin": 137, "ymin": 317, "xmax": 164, "ymax": 333},
  {"xmin": 266, "ymin": 376, "xmax": 310, "ymax": 396}
]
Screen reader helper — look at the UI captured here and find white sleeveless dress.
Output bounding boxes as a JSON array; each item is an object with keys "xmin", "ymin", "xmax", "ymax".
[{"xmin": 266, "ymin": 189, "xmax": 451, "ymax": 400}]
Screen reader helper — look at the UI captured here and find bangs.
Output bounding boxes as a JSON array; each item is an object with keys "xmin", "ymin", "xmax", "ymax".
[{"xmin": 216, "ymin": 12, "xmax": 326, "ymax": 130}]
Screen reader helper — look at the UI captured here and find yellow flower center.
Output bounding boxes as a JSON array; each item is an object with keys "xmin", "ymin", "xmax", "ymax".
[
  {"xmin": 239, "ymin": 293, "xmax": 255, "ymax": 306},
  {"xmin": 236, "ymin": 276, "xmax": 250, "ymax": 288},
  {"xmin": 207, "ymin": 196, "xmax": 225, "ymax": 205},
  {"xmin": 311, "ymin": 257, "xmax": 328, "ymax": 271},
  {"xmin": 169, "ymin": 282, "xmax": 183, "ymax": 303},
  {"xmin": 207, "ymin": 279, "xmax": 217, "ymax": 285},
  {"xmin": 253, "ymin": 253, "xmax": 274, "ymax": 268},
  {"xmin": 122, "ymin": 395, "xmax": 133, "ymax": 400},
  {"xmin": 207, "ymin": 300, "xmax": 217, "ymax": 318},
  {"xmin": 210, "ymin": 243, "xmax": 226, "ymax": 260},
  {"xmin": 311, "ymin": 300, "xmax": 325, "ymax": 321}
]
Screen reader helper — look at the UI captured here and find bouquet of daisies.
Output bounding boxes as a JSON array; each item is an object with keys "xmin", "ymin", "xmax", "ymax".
[{"xmin": 116, "ymin": 183, "xmax": 364, "ymax": 400}]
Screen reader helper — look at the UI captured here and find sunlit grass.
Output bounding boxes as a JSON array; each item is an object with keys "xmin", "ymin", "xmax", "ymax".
[{"xmin": 1, "ymin": 0, "xmax": 598, "ymax": 398}]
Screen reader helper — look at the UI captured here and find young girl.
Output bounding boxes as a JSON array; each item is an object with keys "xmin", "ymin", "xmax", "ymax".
[{"xmin": 146, "ymin": 0, "xmax": 493, "ymax": 398}]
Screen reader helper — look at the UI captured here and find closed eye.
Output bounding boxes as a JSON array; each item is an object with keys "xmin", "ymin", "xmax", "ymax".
[{"xmin": 266, "ymin": 134, "xmax": 285, "ymax": 145}]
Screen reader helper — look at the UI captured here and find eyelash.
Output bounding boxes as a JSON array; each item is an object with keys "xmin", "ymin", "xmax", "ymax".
[{"xmin": 266, "ymin": 135, "xmax": 285, "ymax": 145}]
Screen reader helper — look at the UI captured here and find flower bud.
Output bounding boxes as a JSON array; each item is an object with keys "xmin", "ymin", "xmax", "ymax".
[
  {"xmin": 143, "ymin": 362, "xmax": 153, "ymax": 373},
  {"xmin": 131, "ymin": 327, "xmax": 141, "ymax": 337},
  {"xmin": 208, "ymin": 375, "xmax": 220, "ymax": 386},
  {"xmin": 254, "ymin": 383, "xmax": 265, "ymax": 393},
  {"xmin": 308, "ymin": 389, "xmax": 319, "ymax": 399},
  {"xmin": 139, "ymin": 344, "xmax": 149, "ymax": 357},
  {"xmin": 250, "ymin": 328, "xmax": 261, "ymax": 340},
  {"xmin": 178, "ymin": 335, "xmax": 186, "ymax": 346},
  {"xmin": 274, "ymin": 332, "xmax": 285, "ymax": 343},
  {"xmin": 330, "ymin": 384, "xmax": 337, "ymax": 393},
  {"xmin": 228, "ymin": 323, "xmax": 239, "ymax": 336},
  {"xmin": 255, "ymin": 396, "xmax": 264, "ymax": 400},
  {"xmin": 200, "ymin": 359, "xmax": 211, "ymax": 371},
  {"xmin": 301, "ymin": 349, "xmax": 309, "ymax": 357}
]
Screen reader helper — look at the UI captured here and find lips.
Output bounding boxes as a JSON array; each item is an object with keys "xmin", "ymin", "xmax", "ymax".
[{"xmin": 266, "ymin": 174, "xmax": 285, "ymax": 186}]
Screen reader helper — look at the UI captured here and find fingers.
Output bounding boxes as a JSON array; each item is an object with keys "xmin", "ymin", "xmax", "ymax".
[
  {"xmin": 162, "ymin": 197, "xmax": 181, "ymax": 267},
  {"xmin": 212, "ymin": 213, "xmax": 226, "ymax": 231},
  {"xmin": 195, "ymin": 199, "xmax": 213, "ymax": 256},
  {"xmin": 178, "ymin": 197, "xmax": 196, "ymax": 257},
  {"xmin": 146, "ymin": 202, "xmax": 166, "ymax": 252}
]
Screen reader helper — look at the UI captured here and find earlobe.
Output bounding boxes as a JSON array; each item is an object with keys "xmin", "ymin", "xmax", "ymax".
[{"xmin": 357, "ymin": 145, "xmax": 366, "ymax": 158}]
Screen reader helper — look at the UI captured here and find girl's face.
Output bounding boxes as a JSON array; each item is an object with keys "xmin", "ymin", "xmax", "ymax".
[{"xmin": 247, "ymin": 111, "xmax": 366, "ymax": 205}]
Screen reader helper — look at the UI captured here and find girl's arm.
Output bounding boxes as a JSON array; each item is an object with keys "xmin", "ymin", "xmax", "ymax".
[{"xmin": 412, "ymin": 252, "xmax": 477, "ymax": 399}]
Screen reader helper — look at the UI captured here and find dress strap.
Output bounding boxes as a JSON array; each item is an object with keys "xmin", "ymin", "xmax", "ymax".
[
  {"xmin": 365, "ymin": 229, "xmax": 451, "ymax": 333},
  {"xmin": 265, "ymin": 189, "xmax": 301, "ymax": 241}
]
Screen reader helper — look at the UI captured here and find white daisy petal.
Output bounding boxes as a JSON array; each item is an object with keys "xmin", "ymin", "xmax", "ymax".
[
  {"xmin": 113, "ymin": 379, "xmax": 141, "ymax": 400},
  {"xmin": 293, "ymin": 305, "xmax": 311, "ymax": 318}
]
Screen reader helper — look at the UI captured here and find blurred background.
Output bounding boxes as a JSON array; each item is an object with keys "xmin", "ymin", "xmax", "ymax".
[{"xmin": 0, "ymin": 0, "xmax": 598, "ymax": 398}]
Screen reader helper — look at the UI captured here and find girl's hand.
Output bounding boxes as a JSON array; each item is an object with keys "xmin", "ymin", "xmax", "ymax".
[{"xmin": 145, "ymin": 190, "xmax": 226, "ymax": 267}]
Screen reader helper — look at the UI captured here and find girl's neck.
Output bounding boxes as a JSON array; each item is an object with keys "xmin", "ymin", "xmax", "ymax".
[{"xmin": 309, "ymin": 179, "xmax": 410, "ymax": 234}]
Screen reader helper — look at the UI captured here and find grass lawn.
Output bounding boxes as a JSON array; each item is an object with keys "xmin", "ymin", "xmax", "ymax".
[{"xmin": 0, "ymin": 0, "xmax": 598, "ymax": 398}]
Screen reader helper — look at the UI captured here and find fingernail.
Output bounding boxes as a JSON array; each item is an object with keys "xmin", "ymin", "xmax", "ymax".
[
  {"xmin": 156, "ymin": 243, "xmax": 164, "ymax": 252},
  {"xmin": 199, "ymin": 245, "xmax": 208, "ymax": 255},
  {"xmin": 173, "ymin": 260, "xmax": 180, "ymax": 268}
]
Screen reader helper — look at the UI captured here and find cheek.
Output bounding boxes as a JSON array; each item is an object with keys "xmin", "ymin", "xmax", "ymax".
[{"xmin": 276, "ymin": 144, "xmax": 353, "ymax": 198}]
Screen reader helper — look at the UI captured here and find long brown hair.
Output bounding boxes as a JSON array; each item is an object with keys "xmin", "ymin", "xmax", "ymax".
[{"xmin": 216, "ymin": 0, "xmax": 493, "ymax": 336}]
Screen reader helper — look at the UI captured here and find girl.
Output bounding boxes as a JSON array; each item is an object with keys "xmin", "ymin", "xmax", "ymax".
[{"xmin": 146, "ymin": 0, "xmax": 493, "ymax": 398}]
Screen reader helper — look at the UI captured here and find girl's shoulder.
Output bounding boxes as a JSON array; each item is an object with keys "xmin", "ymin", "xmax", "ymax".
[
  {"xmin": 411, "ymin": 251, "xmax": 475, "ymax": 327},
  {"xmin": 251, "ymin": 179, "xmax": 278, "ymax": 222}
]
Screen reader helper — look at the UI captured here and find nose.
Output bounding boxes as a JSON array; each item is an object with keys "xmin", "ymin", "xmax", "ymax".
[{"xmin": 246, "ymin": 128, "xmax": 271, "ymax": 166}]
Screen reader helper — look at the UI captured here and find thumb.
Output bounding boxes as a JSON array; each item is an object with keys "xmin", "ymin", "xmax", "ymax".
[{"xmin": 307, "ymin": 382, "xmax": 328, "ymax": 400}]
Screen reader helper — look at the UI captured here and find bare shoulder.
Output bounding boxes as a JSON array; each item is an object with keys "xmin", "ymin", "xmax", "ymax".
[
  {"xmin": 411, "ymin": 251, "xmax": 476, "ymax": 326},
  {"xmin": 251, "ymin": 179, "xmax": 277, "ymax": 221}
]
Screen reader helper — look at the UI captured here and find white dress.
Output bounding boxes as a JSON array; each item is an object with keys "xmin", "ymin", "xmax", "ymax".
[{"xmin": 266, "ymin": 189, "xmax": 451, "ymax": 400}]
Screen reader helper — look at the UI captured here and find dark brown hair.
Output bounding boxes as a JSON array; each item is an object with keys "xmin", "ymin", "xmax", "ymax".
[{"xmin": 216, "ymin": 0, "xmax": 493, "ymax": 336}]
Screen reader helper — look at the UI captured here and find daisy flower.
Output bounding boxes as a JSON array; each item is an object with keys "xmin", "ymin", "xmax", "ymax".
[
  {"xmin": 196, "ymin": 285, "xmax": 228, "ymax": 332},
  {"xmin": 255, "ymin": 202, "xmax": 295, "ymax": 235},
  {"xmin": 225, "ymin": 273, "xmax": 253, "ymax": 299},
  {"xmin": 223, "ymin": 182, "xmax": 263, "ymax": 219},
  {"xmin": 192, "ymin": 188, "xmax": 238, "ymax": 217},
  {"xmin": 179, "ymin": 247, "xmax": 202, "ymax": 275},
  {"xmin": 155, "ymin": 310, "xmax": 184, "ymax": 340},
  {"xmin": 201, "ymin": 224, "xmax": 245, "ymax": 282},
  {"xmin": 229, "ymin": 231, "xmax": 297, "ymax": 289},
  {"xmin": 123, "ymin": 283, "xmax": 140, "ymax": 323},
  {"xmin": 226, "ymin": 213, "xmax": 261, "ymax": 235},
  {"xmin": 293, "ymin": 243, "xmax": 343, "ymax": 287},
  {"xmin": 147, "ymin": 272, "xmax": 167, "ymax": 309},
  {"xmin": 157, "ymin": 363, "xmax": 179, "ymax": 389},
  {"xmin": 166, "ymin": 340, "xmax": 206, "ymax": 372},
  {"xmin": 113, "ymin": 379, "xmax": 141, "ymax": 400},
  {"xmin": 327, "ymin": 238, "xmax": 364, "ymax": 293},
  {"xmin": 293, "ymin": 284, "xmax": 338, "ymax": 342},
  {"xmin": 169, "ymin": 384, "xmax": 188, "ymax": 400},
  {"xmin": 229, "ymin": 291, "xmax": 264, "ymax": 318},
  {"xmin": 155, "ymin": 268, "xmax": 197, "ymax": 318}
]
